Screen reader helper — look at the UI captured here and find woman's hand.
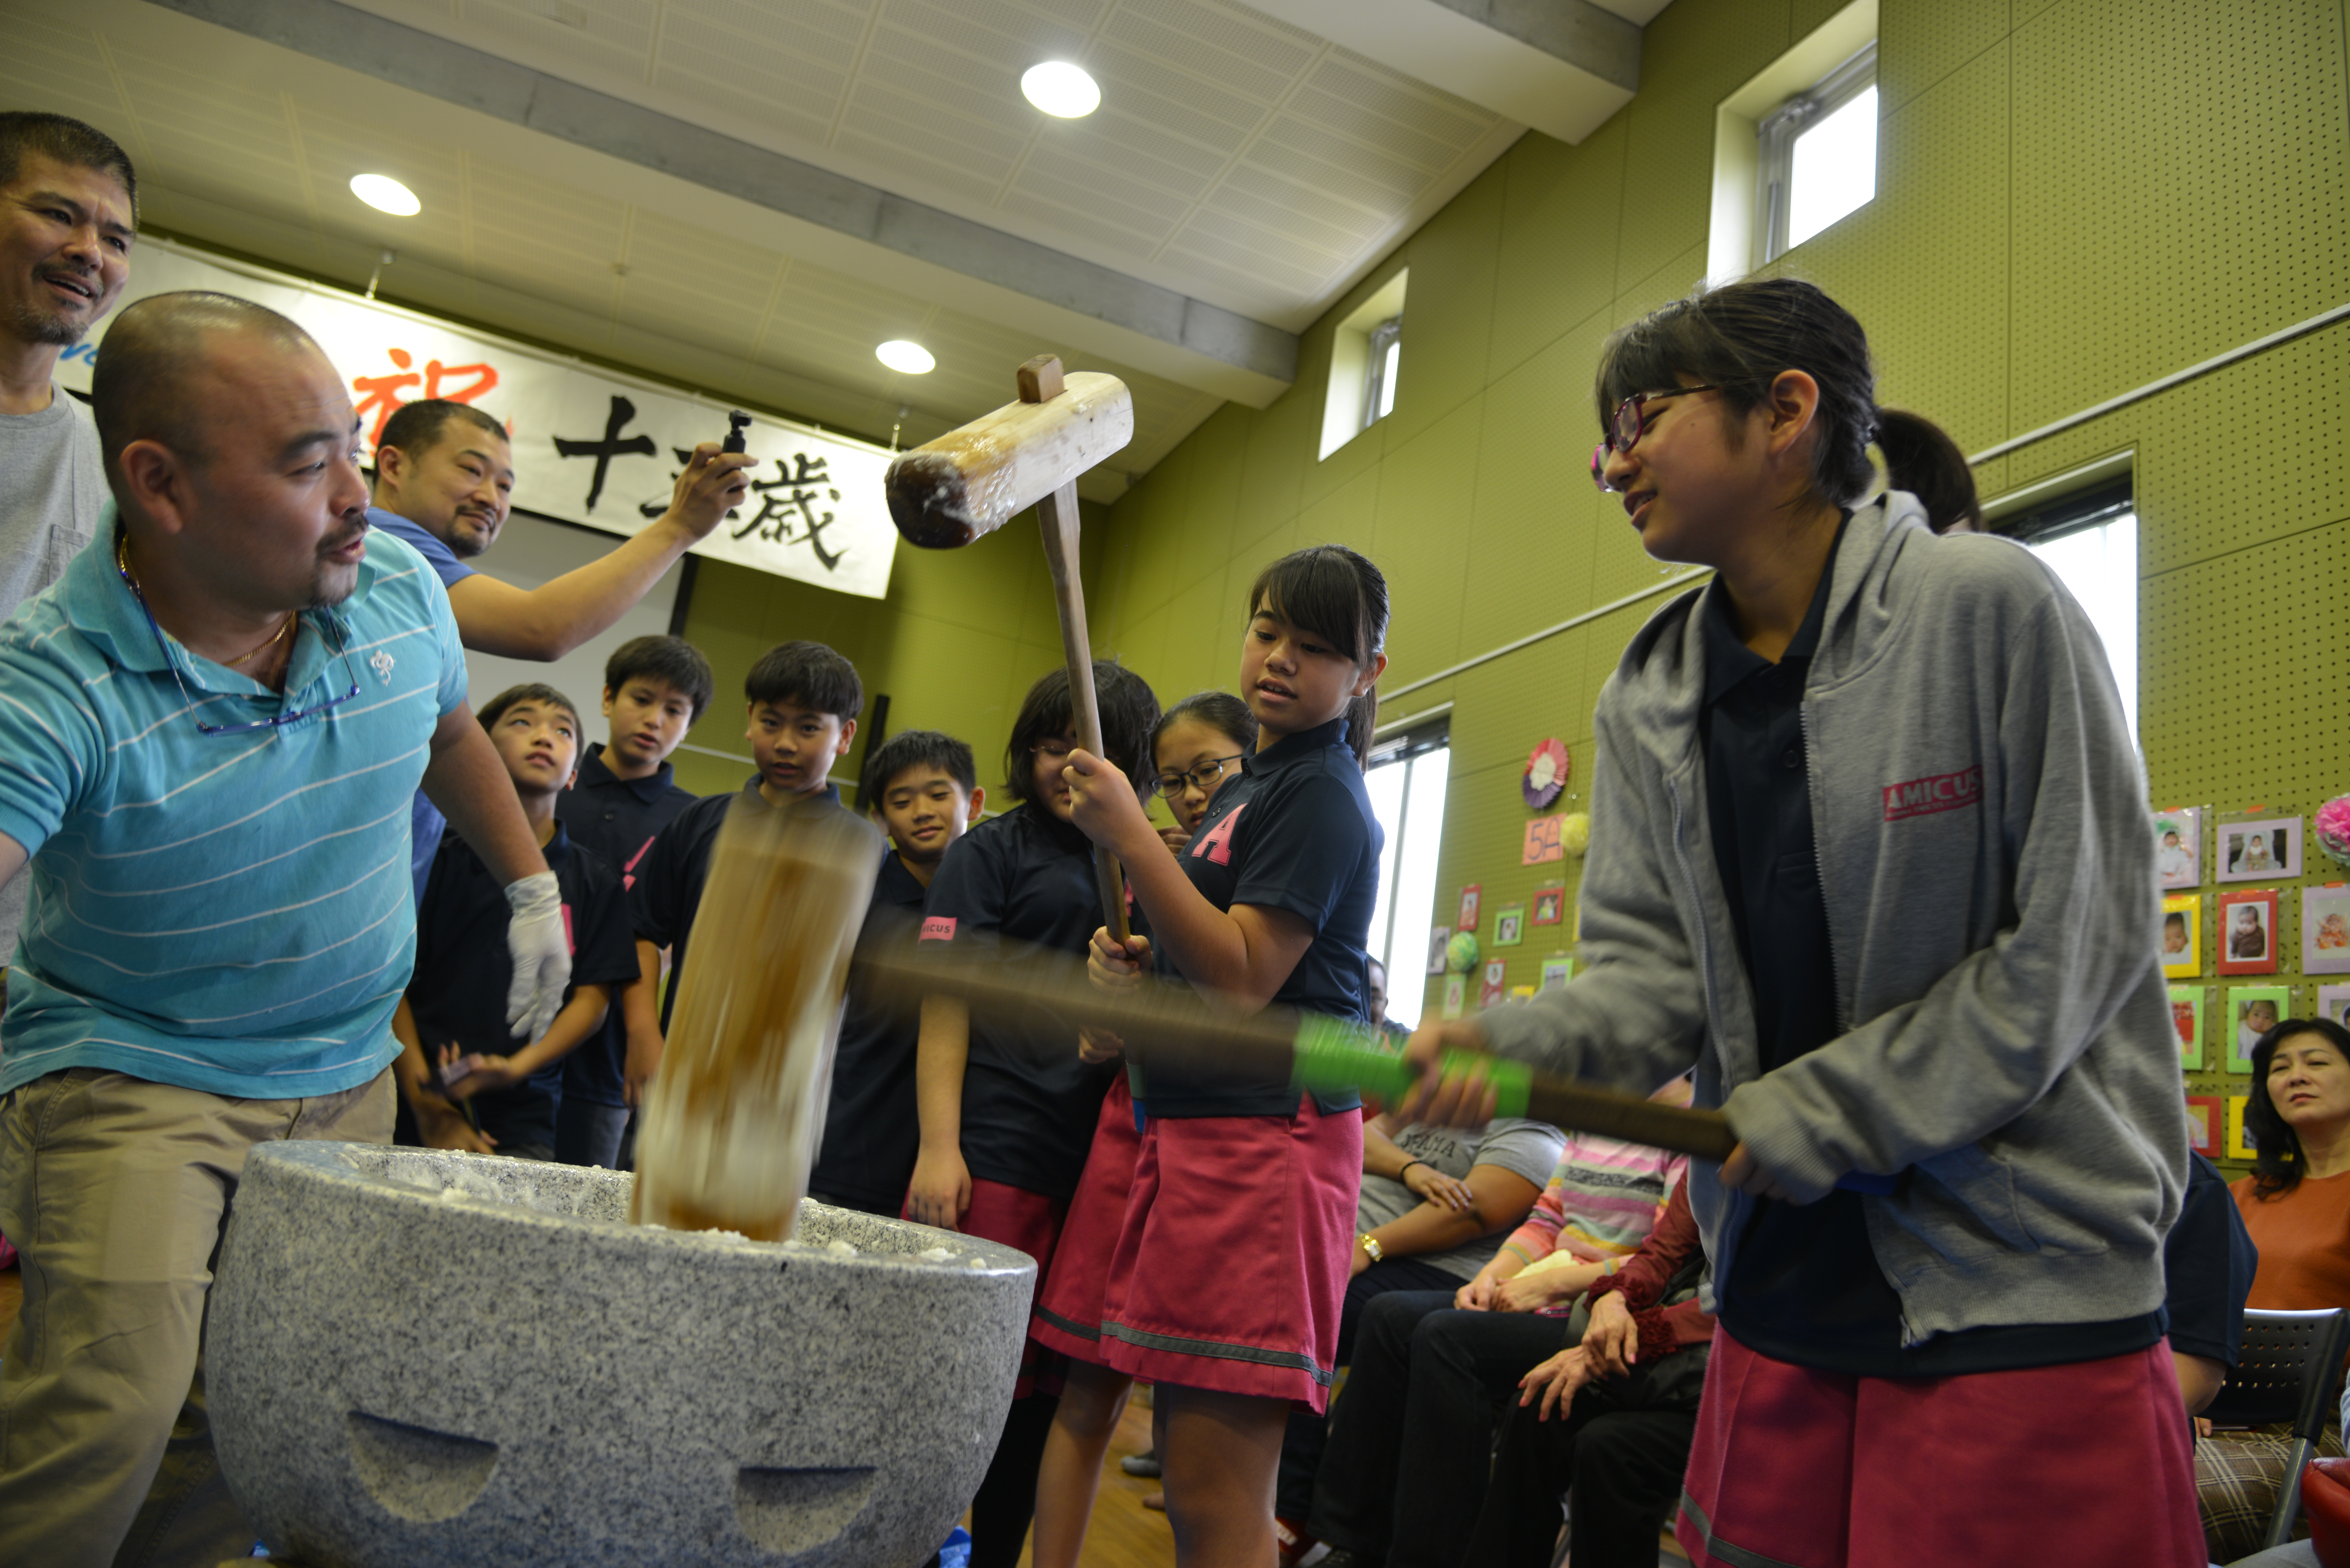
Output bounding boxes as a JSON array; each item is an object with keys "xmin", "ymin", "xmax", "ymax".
[
  {"xmin": 1517, "ymin": 1346, "xmax": 1597, "ymax": 1422},
  {"xmin": 1158, "ymin": 823, "xmax": 1194, "ymax": 857},
  {"xmin": 1078, "ymin": 1027, "xmax": 1124, "ymax": 1065},
  {"xmin": 1064, "ymin": 749, "xmax": 1152, "ymax": 854},
  {"xmin": 1580, "ymin": 1289, "xmax": 1639, "ymax": 1377},
  {"xmin": 1455, "ymin": 1270, "xmax": 1500, "ymax": 1311},
  {"xmin": 1401, "ymin": 1161, "xmax": 1476, "ymax": 1212},
  {"xmin": 1348, "ymin": 1238, "xmax": 1375, "ymax": 1278},
  {"xmin": 906, "ymin": 1145, "xmax": 972, "ymax": 1232},
  {"xmin": 1492, "ymin": 1263, "xmax": 1598, "ymax": 1315},
  {"xmin": 1088, "ymin": 927, "xmax": 1152, "ymax": 991},
  {"xmin": 1720, "ymin": 1141, "xmax": 1802, "ymax": 1202}
]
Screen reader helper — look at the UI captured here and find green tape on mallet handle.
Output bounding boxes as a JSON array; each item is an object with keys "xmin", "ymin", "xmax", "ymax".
[{"xmin": 1289, "ymin": 1016, "xmax": 1737, "ymax": 1163}]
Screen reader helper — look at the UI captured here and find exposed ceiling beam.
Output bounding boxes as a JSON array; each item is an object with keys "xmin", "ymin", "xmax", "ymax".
[
  {"xmin": 1239, "ymin": 0, "xmax": 1641, "ymax": 146},
  {"xmin": 148, "ymin": 0, "xmax": 1300, "ymax": 402}
]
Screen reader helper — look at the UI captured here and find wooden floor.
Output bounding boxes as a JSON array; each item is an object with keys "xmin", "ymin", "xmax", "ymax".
[{"xmin": 0, "ymin": 1268, "xmax": 1682, "ymax": 1567}]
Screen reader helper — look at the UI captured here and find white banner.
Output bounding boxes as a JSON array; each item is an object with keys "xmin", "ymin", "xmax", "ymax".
[{"xmin": 54, "ymin": 239, "xmax": 898, "ymax": 599}]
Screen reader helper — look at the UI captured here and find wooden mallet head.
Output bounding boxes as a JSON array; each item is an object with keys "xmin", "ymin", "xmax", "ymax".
[{"xmin": 883, "ymin": 357, "xmax": 1133, "ymax": 549}]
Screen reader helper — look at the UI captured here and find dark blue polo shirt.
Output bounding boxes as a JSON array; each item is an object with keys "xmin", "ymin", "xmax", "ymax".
[
  {"xmin": 808, "ymin": 850, "xmax": 932, "ymax": 1215},
  {"xmin": 2168, "ymin": 1151, "xmax": 2258, "ymax": 1371},
  {"xmin": 1144, "ymin": 713, "xmax": 1381, "ymax": 1118},
  {"xmin": 631, "ymin": 780, "xmax": 852, "ymax": 1033},
  {"xmin": 1703, "ymin": 522, "xmax": 2161, "ymax": 1375},
  {"xmin": 407, "ymin": 822, "xmax": 639, "ymax": 1152},
  {"xmin": 916, "ymin": 801, "xmax": 1120, "ymax": 1200},
  {"xmin": 556, "ymin": 743, "xmax": 698, "ymax": 1108}
]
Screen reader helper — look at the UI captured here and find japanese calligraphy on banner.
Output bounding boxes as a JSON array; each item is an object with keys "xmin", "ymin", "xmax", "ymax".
[{"xmin": 54, "ymin": 239, "xmax": 898, "ymax": 599}]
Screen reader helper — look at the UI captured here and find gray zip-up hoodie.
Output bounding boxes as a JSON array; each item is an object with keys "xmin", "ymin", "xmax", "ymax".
[{"xmin": 1479, "ymin": 491, "xmax": 2187, "ymax": 1347}]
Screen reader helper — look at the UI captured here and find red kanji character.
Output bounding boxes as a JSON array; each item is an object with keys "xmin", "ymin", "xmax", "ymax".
[{"xmin": 352, "ymin": 347, "xmax": 421, "ymax": 447}]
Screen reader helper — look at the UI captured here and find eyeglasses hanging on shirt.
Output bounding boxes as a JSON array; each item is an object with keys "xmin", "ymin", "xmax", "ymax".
[{"xmin": 115, "ymin": 538, "xmax": 362, "ymax": 736}]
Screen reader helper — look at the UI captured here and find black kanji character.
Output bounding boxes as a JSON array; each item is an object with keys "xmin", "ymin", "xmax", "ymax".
[{"xmin": 552, "ymin": 395, "xmax": 658, "ymax": 512}]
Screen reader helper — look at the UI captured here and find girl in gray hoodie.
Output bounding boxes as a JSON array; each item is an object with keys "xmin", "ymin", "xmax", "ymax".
[{"xmin": 1404, "ymin": 278, "xmax": 2197, "ymax": 1568}]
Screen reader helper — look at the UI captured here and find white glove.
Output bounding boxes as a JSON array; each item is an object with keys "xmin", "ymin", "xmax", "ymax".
[{"xmin": 503, "ymin": 871, "xmax": 570, "ymax": 1043}]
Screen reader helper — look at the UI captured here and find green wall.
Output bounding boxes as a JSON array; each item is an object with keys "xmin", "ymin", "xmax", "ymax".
[
  {"xmin": 666, "ymin": 501, "xmax": 1111, "ymax": 804},
  {"xmin": 1084, "ymin": 0, "xmax": 2350, "ymax": 1059}
]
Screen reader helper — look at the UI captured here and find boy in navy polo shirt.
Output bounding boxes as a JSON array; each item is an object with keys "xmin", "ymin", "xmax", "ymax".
[
  {"xmin": 627, "ymin": 641, "xmax": 862, "ymax": 1088},
  {"xmin": 806, "ymin": 729, "xmax": 985, "ymax": 1217},
  {"xmin": 553, "ymin": 634, "xmax": 712, "ymax": 1165},
  {"xmin": 395, "ymin": 684, "xmax": 641, "ymax": 1159}
]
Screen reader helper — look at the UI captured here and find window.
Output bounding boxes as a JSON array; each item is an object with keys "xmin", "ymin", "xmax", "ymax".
[
  {"xmin": 1320, "ymin": 268, "xmax": 1408, "ymax": 459},
  {"xmin": 1706, "ymin": 0, "xmax": 1877, "ymax": 284},
  {"xmin": 1754, "ymin": 43, "xmax": 1878, "ymax": 261},
  {"xmin": 1363, "ymin": 316, "xmax": 1402, "ymax": 432},
  {"xmin": 1995, "ymin": 474, "xmax": 2139, "ymax": 747},
  {"xmin": 1363, "ymin": 723, "xmax": 1450, "ymax": 1030}
]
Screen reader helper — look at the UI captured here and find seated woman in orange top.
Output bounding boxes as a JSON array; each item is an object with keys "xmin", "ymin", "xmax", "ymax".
[
  {"xmin": 2236, "ymin": 1018, "xmax": 2350, "ymax": 1307},
  {"xmin": 2202, "ymin": 1017, "xmax": 2350, "ymax": 1559}
]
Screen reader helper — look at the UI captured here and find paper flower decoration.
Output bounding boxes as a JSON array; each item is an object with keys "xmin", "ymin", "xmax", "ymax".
[
  {"xmin": 2318, "ymin": 795, "xmax": 2350, "ymax": 871},
  {"xmin": 1560, "ymin": 812, "xmax": 1591, "ymax": 856},
  {"xmin": 1445, "ymin": 931, "xmax": 1481, "ymax": 974},
  {"xmin": 1523, "ymin": 738, "xmax": 1571, "ymax": 810}
]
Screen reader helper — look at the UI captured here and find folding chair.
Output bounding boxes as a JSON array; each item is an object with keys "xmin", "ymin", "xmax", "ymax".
[{"xmin": 2206, "ymin": 1307, "xmax": 2350, "ymax": 1551}]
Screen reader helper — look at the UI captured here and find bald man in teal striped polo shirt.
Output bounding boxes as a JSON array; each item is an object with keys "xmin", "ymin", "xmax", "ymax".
[{"xmin": 0, "ymin": 293, "xmax": 573, "ymax": 1568}]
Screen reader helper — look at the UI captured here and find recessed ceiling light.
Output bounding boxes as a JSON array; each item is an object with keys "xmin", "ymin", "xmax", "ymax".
[
  {"xmin": 350, "ymin": 173, "xmax": 421, "ymax": 216},
  {"xmin": 1021, "ymin": 61, "xmax": 1100, "ymax": 118},
  {"xmin": 876, "ymin": 340, "xmax": 936, "ymax": 374}
]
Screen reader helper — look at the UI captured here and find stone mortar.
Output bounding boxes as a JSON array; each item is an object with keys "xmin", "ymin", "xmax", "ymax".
[{"xmin": 207, "ymin": 1143, "xmax": 1035, "ymax": 1568}]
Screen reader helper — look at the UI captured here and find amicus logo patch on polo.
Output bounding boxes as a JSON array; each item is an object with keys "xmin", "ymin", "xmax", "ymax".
[
  {"xmin": 1189, "ymin": 802, "xmax": 1247, "ymax": 866},
  {"xmin": 1882, "ymin": 765, "xmax": 1983, "ymax": 822},
  {"xmin": 919, "ymin": 916, "xmax": 957, "ymax": 942}
]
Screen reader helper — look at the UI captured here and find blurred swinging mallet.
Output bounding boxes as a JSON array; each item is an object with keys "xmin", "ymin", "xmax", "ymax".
[{"xmin": 883, "ymin": 355, "xmax": 1136, "ymax": 936}]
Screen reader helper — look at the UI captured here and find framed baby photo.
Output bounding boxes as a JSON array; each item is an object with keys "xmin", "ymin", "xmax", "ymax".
[
  {"xmin": 2153, "ymin": 806, "xmax": 2204, "ymax": 890},
  {"xmin": 2226, "ymin": 984, "xmax": 2293, "ymax": 1072},
  {"xmin": 1478, "ymin": 958, "xmax": 1508, "ymax": 1009},
  {"xmin": 2168, "ymin": 985, "xmax": 2206, "ymax": 1070},
  {"xmin": 1540, "ymin": 954, "xmax": 1576, "ymax": 992},
  {"xmin": 2320, "ymin": 983, "xmax": 2350, "ymax": 1031},
  {"xmin": 1457, "ymin": 884, "xmax": 1482, "ymax": 932},
  {"xmin": 2216, "ymin": 888, "xmax": 2280, "ymax": 976},
  {"xmin": 1441, "ymin": 972, "xmax": 1467, "ymax": 1020},
  {"xmin": 1531, "ymin": 884, "xmax": 1567, "ymax": 926},
  {"xmin": 2185, "ymin": 1094, "xmax": 2221, "ymax": 1156},
  {"xmin": 2218, "ymin": 814, "xmax": 2301, "ymax": 883},
  {"xmin": 1493, "ymin": 905, "xmax": 1526, "ymax": 947},
  {"xmin": 2160, "ymin": 893, "xmax": 2201, "ymax": 979},
  {"xmin": 1427, "ymin": 925, "xmax": 1451, "ymax": 976},
  {"xmin": 2304, "ymin": 884, "xmax": 2350, "ymax": 976}
]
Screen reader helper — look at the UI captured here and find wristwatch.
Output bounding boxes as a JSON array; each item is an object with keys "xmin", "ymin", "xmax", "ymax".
[{"xmin": 1358, "ymin": 1233, "xmax": 1385, "ymax": 1263}]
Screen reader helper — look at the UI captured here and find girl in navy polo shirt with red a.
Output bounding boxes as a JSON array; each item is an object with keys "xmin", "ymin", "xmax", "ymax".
[{"xmin": 1062, "ymin": 545, "xmax": 1389, "ymax": 1568}]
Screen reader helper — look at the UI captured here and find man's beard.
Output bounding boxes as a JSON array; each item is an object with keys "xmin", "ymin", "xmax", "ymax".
[
  {"xmin": 11, "ymin": 294, "xmax": 89, "ymax": 348},
  {"xmin": 307, "ymin": 525, "xmax": 368, "ymax": 609}
]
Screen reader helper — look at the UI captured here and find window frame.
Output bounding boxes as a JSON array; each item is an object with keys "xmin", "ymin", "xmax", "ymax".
[
  {"xmin": 1363, "ymin": 719, "xmax": 1450, "ymax": 1031},
  {"xmin": 1997, "ymin": 476, "xmax": 2140, "ymax": 748},
  {"xmin": 1362, "ymin": 315, "xmax": 1402, "ymax": 433},
  {"xmin": 1753, "ymin": 41, "xmax": 1878, "ymax": 263}
]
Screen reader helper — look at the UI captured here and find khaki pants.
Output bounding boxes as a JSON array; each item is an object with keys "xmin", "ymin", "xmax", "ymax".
[{"xmin": 0, "ymin": 1066, "xmax": 394, "ymax": 1568}]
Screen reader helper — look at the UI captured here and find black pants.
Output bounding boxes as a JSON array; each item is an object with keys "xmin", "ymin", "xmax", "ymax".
[
  {"xmin": 1465, "ymin": 1374, "xmax": 1696, "ymax": 1568},
  {"xmin": 554, "ymin": 1097, "xmax": 628, "ymax": 1167},
  {"xmin": 967, "ymin": 1391, "xmax": 1059, "ymax": 1568},
  {"xmin": 1274, "ymin": 1258, "xmax": 1465, "ymax": 1521},
  {"xmin": 1307, "ymin": 1293, "xmax": 1574, "ymax": 1567}
]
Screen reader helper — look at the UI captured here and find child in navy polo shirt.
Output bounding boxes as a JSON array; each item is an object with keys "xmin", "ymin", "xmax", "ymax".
[
  {"xmin": 627, "ymin": 641, "xmax": 862, "ymax": 1090},
  {"xmin": 394, "ymin": 684, "xmax": 642, "ymax": 1160},
  {"xmin": 1062, "ymin": 547, "xmax": 1389, "ymax": 1568},
  {"xmin": 553, "ymin": 634, "xmax": 712, "ymax": 1166},
  {"xmin": 910, "ymin": 658, "xmax": 1161, "ymax": 1568},
  {"xmin": 804, "ymin": 729, "xmax": 985, "ymax": 1217}
]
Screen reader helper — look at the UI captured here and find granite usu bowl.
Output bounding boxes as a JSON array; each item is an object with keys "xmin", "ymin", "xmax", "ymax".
[{"xmin": 207, "ymin": 1142, "xmax": 1035, "ymax": 1568}]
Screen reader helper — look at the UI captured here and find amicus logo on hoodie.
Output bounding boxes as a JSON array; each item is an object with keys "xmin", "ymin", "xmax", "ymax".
[
  {"xmin": 1882, "ymin": 765, "xmax": 1983, "ymax": 822},
  {"xmin": 919, "ymin": 916, "xmax": 957, "ymax": 941}
]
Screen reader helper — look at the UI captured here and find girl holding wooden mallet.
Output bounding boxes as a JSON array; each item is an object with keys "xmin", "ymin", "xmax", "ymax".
[{"xmin": 1401, "ymin": 277, "xmax": 2199, "ymax": 1568}]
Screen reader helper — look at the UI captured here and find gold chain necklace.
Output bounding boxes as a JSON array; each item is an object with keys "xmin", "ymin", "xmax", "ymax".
[{"xmin": 115, "ymin": 532, "xmax": 294, "ymax": 670}]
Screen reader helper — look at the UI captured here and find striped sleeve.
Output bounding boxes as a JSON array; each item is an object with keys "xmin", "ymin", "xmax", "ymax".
[{"xmin": 0, "ymin": 625, "xmax": 101, "ymax": 859}]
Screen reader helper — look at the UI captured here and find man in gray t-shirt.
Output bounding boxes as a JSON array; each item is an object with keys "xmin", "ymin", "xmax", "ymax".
[
  {"xmin": 1353, "ymin": 1116, "xmax": 1567, "ymax": 1279},
  {"xmin": 0, "ymin": 114, "xmax": 137, "ymax": 973}
]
